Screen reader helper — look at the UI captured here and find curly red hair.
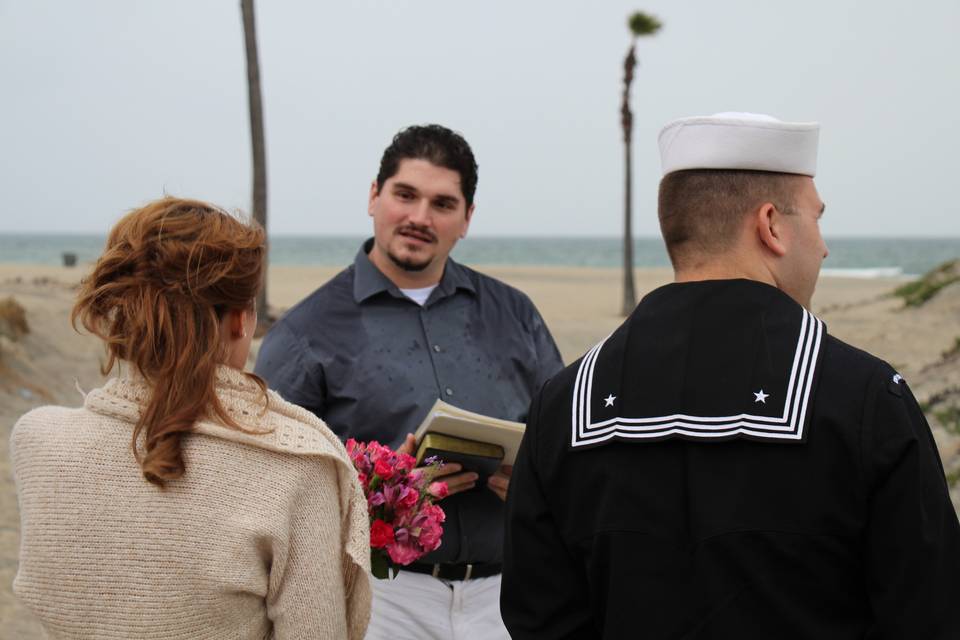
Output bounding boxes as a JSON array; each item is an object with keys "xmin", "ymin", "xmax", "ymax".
[{"xmin": 72, "ymin": 197, "xmax": 266, "ymax": 487}]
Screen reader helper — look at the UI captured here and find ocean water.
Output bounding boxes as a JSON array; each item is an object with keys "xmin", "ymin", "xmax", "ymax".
[{"xmin": 1, "ymin": 234, "xmax": 958, "ymax": 278}]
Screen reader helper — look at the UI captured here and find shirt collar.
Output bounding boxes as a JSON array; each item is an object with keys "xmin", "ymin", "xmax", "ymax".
[{"xmin": 352, "ymin": 238, "xmax": 476, "ymax": 305}]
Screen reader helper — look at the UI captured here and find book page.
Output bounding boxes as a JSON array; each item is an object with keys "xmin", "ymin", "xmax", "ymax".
[{"xmin": 413, "ymin": 399, "xmax": 525, "ymax": 465}]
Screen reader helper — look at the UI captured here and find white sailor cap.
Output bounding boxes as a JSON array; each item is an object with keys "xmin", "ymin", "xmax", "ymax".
[{"xmin": 658, "ymin": 112, "xmax": 820, "ymax": 177}]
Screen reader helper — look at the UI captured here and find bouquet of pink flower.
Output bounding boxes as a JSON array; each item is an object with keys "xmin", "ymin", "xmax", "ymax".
[{"xmin": 346, "ymin": 438, "xmax": 448, "ymax": 579}]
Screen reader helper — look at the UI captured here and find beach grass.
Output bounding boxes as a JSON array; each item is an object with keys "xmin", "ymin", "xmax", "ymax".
[
  {"xmin": 894, "ymin": 259, "xmax": 960, "ymax": 307},
  {"xmin": 0, "ymin": 297, "xmax": 29, "ymax": 342}
]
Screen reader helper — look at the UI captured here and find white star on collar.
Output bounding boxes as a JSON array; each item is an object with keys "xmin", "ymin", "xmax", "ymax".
[
  {"xmin": 753, "ymin": 389, "xmax": 769, "ymax": 404},
  {"xmin": 604, "ymin": 394, "xmax": 616, "ymax": 407}
]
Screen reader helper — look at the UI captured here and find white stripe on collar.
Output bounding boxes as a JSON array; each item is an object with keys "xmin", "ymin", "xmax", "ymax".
[{"xmin": 570, "ymin": 308, "xmax": 824, "ymax": 447}]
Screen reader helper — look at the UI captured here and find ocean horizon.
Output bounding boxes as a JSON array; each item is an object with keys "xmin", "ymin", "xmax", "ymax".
[{"xmin": 1, "ymin": 233, "xmax": 958, "ymax": 278}]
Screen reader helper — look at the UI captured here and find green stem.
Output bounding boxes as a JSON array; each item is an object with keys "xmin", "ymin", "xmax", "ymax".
[{"xmin": 370, "ymin": 552, "xmax": 396, "ymax": 580}]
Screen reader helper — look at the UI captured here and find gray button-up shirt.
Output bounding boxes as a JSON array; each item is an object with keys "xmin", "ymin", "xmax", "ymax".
[{"xmin": 254, "ymin": 239, "xmax": 564, "ymax": 564}]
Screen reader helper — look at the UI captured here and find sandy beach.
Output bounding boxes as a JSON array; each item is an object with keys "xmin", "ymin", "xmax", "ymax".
[{"xmin": 2, "ymin": 262, "xmax": 959, "ymax": 635}]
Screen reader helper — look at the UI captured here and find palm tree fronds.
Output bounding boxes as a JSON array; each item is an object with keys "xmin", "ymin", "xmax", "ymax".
[{"xmin": 628, "ymin": 11, "xmax": 662, "ymax": 38}]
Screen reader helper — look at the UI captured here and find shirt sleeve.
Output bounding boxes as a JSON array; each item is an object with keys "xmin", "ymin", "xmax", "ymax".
[
  {"xmin": 529, "ymin": 305, "xmax": 565, "ymax": 388},
  {"xmin": 254, "ymin": 321, "xmax": 328, "ymax": 419},
  {"xmin": 862, "ymin": 366, "xmax": 960, "ymax": 638},
  {"xmin": 267, "ymin": 459, "xmax": 367, "ymax": 640},
  {"xmin": 502, "ymin": 391, "xmax": 594, "ymax": 638}
]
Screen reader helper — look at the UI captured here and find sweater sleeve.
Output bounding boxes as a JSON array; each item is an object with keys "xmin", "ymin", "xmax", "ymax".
[
  {"xmin": 266, "ymin": 458, "xmax": 361, "ymax": 639},
  {"xmin": 862, "ymin": 366, "xmax": 960, "ymax": 639}
]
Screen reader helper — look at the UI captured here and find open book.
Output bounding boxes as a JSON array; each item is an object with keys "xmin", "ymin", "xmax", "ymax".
[{"xmin": 413, "ymin": 399, "xmax": 526, "ymax": 476}]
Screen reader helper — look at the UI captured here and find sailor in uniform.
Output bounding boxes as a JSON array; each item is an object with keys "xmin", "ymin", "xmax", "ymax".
[{"xmin": 501, "ymin": 113, "xmax": 960, "ymax": 638}]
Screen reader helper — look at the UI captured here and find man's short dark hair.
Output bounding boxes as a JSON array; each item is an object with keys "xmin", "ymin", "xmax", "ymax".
[
  {"xmin": 376, "ymin": 124, "xmax": 479, "ymax": 207},
  {"xmin": 658, "ymin": 169, "xmax": 802, "ymax": 270}
]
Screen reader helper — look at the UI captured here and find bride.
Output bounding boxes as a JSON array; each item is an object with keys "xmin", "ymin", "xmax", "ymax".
[{"xmin": 10, "ymin": 197, "xmax": 370, "ymax": 639}]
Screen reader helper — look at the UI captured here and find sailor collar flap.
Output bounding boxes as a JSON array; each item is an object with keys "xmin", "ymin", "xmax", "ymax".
[{"xmin": 570, "ymin": 280, "xmax": 826, "ymax": 448}]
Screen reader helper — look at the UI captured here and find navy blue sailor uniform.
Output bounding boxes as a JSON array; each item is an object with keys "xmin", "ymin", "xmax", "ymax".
[{"xmin": 501, "ymin": 278, "xmax": 960, "ymax": 639}]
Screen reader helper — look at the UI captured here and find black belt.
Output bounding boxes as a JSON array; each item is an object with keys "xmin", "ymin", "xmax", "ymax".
[{"xmin": 402, "ymin": 562, "xmax": 502, "ymax": 581}]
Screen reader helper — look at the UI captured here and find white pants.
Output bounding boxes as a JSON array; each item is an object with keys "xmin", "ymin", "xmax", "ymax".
[{"xmin": 364, "ymin": 570, "xmax": 510, "ymax": 640}]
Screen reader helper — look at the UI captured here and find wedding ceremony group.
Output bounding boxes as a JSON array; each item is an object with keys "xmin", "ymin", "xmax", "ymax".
[{"xmin": 6, "ymin": 110, "xmax": 960, "ymax": 640}]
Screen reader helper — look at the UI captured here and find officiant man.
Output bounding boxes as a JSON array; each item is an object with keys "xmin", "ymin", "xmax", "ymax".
[
  {"xmin": 501, "ymin": 112, "xmax": 960, "ymax": 638},
  {"xmin": 255, "ymin": 124, "xmax": 563, "ymax": 639}
]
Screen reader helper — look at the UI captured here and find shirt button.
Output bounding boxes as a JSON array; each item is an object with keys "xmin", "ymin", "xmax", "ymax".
[
  {"xmin": 445, "ymin": 387, "xmax": 454, "ymax": 396},
  {"xmin": 433, "ymin": 344, "xmax": 442, "ymax": 353}
]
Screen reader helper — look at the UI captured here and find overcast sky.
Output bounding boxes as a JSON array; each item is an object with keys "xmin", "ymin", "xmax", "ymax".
[{"xmin": 1, "ymin": 0, "xmax": 958, "ymax": 237}]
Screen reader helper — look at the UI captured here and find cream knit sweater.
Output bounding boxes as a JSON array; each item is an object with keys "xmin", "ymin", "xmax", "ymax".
[{"xmin": 10, "ymin": 366, "xmax": 371, "ymax": 639}]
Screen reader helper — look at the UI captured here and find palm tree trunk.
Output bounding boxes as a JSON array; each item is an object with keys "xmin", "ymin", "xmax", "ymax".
[
  {"xmin": 622, "ymin": 139, "xmax": 635, "ymax": 315},
  {"xmin": 620, "ymin": 44, "xmax": 637, "ymax": 316},
  {"xmin": 241, "ymin": 0, "xmax": 270, "ymax": 331}
]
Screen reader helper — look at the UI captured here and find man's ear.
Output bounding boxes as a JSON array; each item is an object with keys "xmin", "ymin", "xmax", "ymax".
[
  {"xmin": 368, "ymin": 180, "xmax": 379, "ymax": 217},
  {"xmin": 756, "ymin": 202, "xmax": 787, "ymax": 257},
  {"xmin": 461, "ymin": 203, "xmax": 475, "ymax": 239}
]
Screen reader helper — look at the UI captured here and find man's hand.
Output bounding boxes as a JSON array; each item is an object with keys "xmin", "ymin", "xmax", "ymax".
[
  {"xmin": 432, "ymin": 463, "xmax": 478, "ymax": 497},
  {"xmin": 396, "ymin": 433, "xmax": 417, "ymax": 456},
  {"xmin": 395, "ymin": 433, "xmax": 478, "ymax": 499},
  {"xmin": 487, "ymin": 465, "xmax": 512, "ymax": 502}
]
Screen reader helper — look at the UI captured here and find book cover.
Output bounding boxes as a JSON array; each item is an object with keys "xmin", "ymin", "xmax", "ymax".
[
  {"xmin": 415, "ymin": 433, "xmax": 505, "ymax": 482},
  {"xmin": 413, "ymin": 399, "xmax": 525, "ymax": 466}
]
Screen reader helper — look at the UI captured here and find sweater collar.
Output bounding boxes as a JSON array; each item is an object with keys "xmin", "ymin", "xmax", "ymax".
[{"xmin": 85, "ymin": 364, "xmax": 348, "ymax": 461}]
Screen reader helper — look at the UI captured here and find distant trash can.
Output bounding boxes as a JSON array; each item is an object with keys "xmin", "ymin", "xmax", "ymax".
[{"xmin": 62, "ymin": 252, "xmax": 77, "ymax": 267}]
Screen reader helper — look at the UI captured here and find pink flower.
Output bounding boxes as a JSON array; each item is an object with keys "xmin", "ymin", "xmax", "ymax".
[
  {"xmin": 395, "ymin": 453, "xmax": 416, "ymax": 472},
  {"xmin": 428, "ymin": 481, "xmax": 449, "ymax": 499},
  {"xmin": 422, "ymin": 503, "xmax": 446, "ymax": 524},
  {"xmin": 368, "ymin": 442, "xmax": 389, "ymax": 462},
  {"xmin": 345, "ymin": 438, "xmax": 448, "ymax": 572},
  {"xmin": 418, "ymin": 520, "xmax": 443, "ymax": 552},
  {"xmin": 374, "ymin": 457, "xmax": 395, "ymax": 480},
  {"xmin": 396, "ymin": 486, "xmax": 419, "ymax": 510},
  {"xmin": 370, "ymin": 519, "xmax": 394, "ymax": 548},
  {"xmin": 387, "ymin": 541, "xmax": 422, "ymax": 566},
  {"xmin": 381, "ymin": 484, "xmax": 401, "ymax": 508},
  {"xmin": 347, "ymin": 441, "xmax": 373, "ymax": 475}
]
